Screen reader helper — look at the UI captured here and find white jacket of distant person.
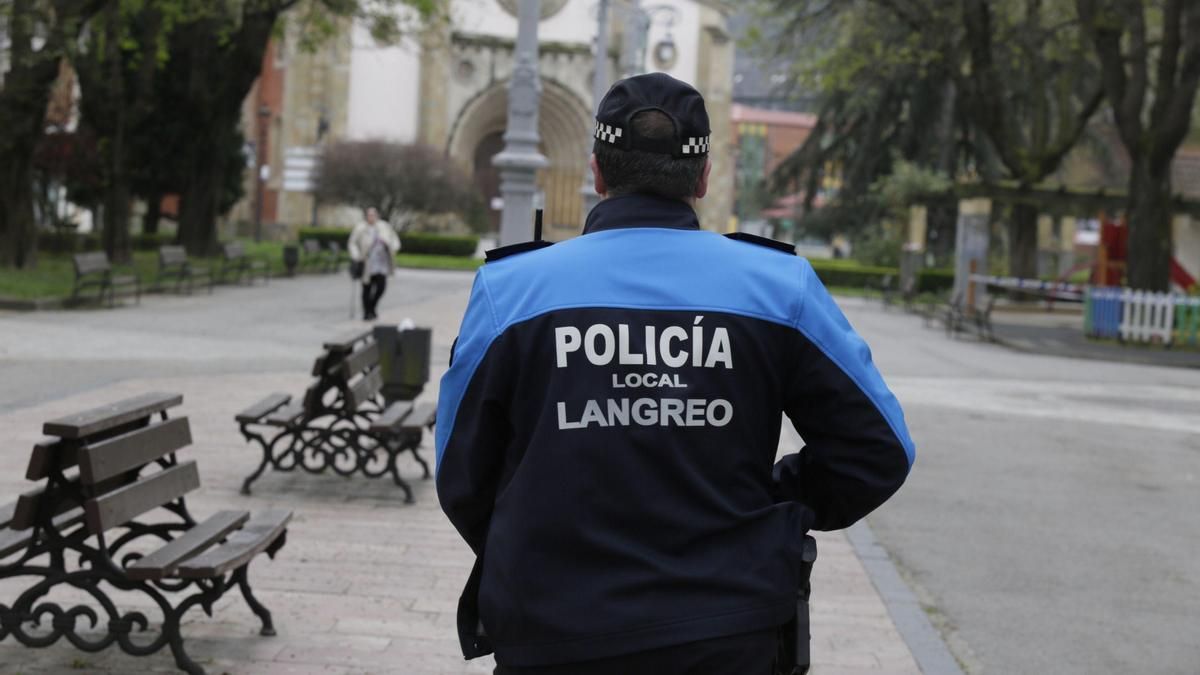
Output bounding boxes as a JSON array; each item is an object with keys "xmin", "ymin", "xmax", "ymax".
[{"xmin": 348, "ymin": 208, "xmax": 401, "ymax": 283}]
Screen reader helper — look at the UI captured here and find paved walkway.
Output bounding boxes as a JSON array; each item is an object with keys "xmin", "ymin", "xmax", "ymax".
[
  {"xmin": 988, "ymin": 306, "xmax": 1200, "ymax": 369},
  {"xmin": 0, "ymin": 273, "xmax": 931, "ymax": 674}
]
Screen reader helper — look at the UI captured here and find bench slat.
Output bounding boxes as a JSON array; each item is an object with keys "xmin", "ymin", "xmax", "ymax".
[
  {"xmin": 78, "ymin": 417, "xmax": 192, "ymax": 485},
  {"xmin": 159, "ymin": 246, "xmax": 188, "ymax": 266},
  {"xmin": 0, "ymin": 507, "xmax": 86, "ymax": 559},
  {"xmin": 369, "ymin": 402, "xmax": 413, "ymax": 434},
  {"xmin": 235, "ymin": 393, "xmax": 291, "ymax": 424},
  {"xmin": 323, "ymin": 329, "xmax": 372, "ymax": 353},
  {"xmin": 43, "ymin": 392, "xmax": 183, "ymax": 439},
  {"xmin": 266, "ymin": 401, "xmax": 305, "ymax": 426},
  {"xmin": 347, "ymin": 367, "xmax": 383, "ymax": 412},
  {"xmin": 11, "ymin": 469, "xmax": 140, "ymax": 531},
  {"xmin": 402, "ymin": 402, "xmax": 437, "ymax": 432},
  {"xmin": 25, "ymin": 437, "xmax": 79, "ymax": 481},
  {"xmin": 310, "ymin": 354, "xmax": 331, "ymax": 377},
  {"xmin": 177, "ymin": 509, "xmax": 292, "ymax": 578},
  {"xmin": 337, "ymin": 342, "xmax": 380, "ymax": 381},
  {"xmin": 84, "ymin": 461, "xmax": 200, "ymax": 535},
  {"xmin": 127, "ymin": 510, "xmax": 250, "ymax": 580},
  {"xmin": 74, "ymin": 252, "xmax": 111, "ymax": 276}
]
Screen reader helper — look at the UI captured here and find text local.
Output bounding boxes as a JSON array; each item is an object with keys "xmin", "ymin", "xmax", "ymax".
[{"xmin": 555, "ymin": 317, "xmax": 733, "ymax": 369}]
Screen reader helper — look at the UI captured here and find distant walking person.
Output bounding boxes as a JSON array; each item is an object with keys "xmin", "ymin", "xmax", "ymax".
[{"xmin": 348, "ymin": 207, "xmax": 400, "ymax": 321}]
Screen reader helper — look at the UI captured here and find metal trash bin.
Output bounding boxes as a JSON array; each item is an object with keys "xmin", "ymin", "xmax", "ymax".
[{"xmin": 373, "ymin": 325, "xmax": 432, "ymax": 403}]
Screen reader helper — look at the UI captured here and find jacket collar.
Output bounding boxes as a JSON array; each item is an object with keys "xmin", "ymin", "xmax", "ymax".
[{"xmin": 582, "ymin": 193, "xmax": 701, "ymax": 235}]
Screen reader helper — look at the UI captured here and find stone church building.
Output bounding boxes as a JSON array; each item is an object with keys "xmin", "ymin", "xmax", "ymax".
[{"xmin": 234, "ymin": 0, "xmax": 736, "ymax": 241}]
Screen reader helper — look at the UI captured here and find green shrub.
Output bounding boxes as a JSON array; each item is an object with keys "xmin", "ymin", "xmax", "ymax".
[
  {"xmin": 296, "ymin": 227, "xmax": 479, "ymax": 257},
  {"xmin": 37, "ymin": 232, "xmax": 171, "ymax": 254},
  {"xmin": 916, "ymin": 268, "xmax": 954, "ymax": 294},
  {"xmin": 132, "ymin": 233, "xmax": 174, "ymax": 251},
  {"xmin": 37, "ymin": 232, "xmax": 100, "ymax": 253},
  {"xmin": 809, "ymin": 260, "xmax": 898, "ymax": 289},
  {"xmin": 399, "ymin": 232, "xmax": 478, "ymax": 257},
  {"xmin": 296, "ymin": 227, "xmax": 349, "ymax": 248},
  {"xmin": 804, "ymin": 261, "xmax": 956, "ymax": 294}
]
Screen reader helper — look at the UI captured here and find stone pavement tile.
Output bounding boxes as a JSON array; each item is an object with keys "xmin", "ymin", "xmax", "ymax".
[{"xmin": 0, "ymin": 361, "xmax": 923, "ymax": 675}]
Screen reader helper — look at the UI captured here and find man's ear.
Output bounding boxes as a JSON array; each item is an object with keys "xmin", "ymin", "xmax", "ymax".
[
  {"xmin": 695, "ymin": 158, "xmax": 712, "ymax": 199},
  {"xmin": 590, "ymin": 154, "xmax": 607, "ymax": 196}
]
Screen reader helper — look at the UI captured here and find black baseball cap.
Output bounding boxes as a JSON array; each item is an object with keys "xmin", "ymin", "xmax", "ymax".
[{"xmin": 593, "ymin": 73, "xmax": 711, "ymax": 159}]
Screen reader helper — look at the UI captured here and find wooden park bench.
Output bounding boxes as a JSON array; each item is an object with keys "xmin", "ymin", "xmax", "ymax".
[
  {"xmin": 217, "ymin": 242, "xmax": 270, "ymax": 285},
  {"xmin": 155, "ymin": 245, "xmax": 213, "ymax": 294},
  {"xmin": 235, "ymin": 328, "xmax": 435, "ymax": 503},
  {"xmin": 0, "ymin": 392, "xmax": 291, "ymax": 674},
  {"xmin": 71, "ymin": 251, "xmax": 141, "ymax": 307}
]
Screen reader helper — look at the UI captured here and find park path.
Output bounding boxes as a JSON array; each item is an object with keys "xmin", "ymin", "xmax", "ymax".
[{"xmin": 0, "ymin": 272, "xmax": 926, "ymax": 674}]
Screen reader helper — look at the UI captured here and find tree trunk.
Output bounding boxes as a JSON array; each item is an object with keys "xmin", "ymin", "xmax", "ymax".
[
  {"xmin": 0, "ymin": 158, "xmax": 39, "ymax": 268},
  {"xmin": 177, "ymin": 145, "xmax": 225, "ymax": 256},
  {"xmin": 101, "ymin": 2, "xmax": 131, "ymax": 264},
  {"xmin": 1008, "ymin": 201, "xmax": 1039, "ymax": 279},
  {"xmin": 1125, "ymin": 155, "xmax": 1173, "ymax": 291},
  {"xmin": 142, "ymin": 193, "xmax": 162, "ymax": 234}
]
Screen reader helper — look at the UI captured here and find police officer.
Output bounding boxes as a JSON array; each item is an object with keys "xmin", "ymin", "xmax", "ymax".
[{"xmin": 436, "ymin": 73, "xmax": 915, "ymax": 674}]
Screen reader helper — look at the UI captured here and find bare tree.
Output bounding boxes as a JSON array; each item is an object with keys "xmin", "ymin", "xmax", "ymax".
[{"xmin": 314, "ymin": 140, "xmax": 486, "ymax": 230}]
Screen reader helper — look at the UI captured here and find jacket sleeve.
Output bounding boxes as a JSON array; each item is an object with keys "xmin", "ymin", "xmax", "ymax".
[
  {"xmin": 436, "ymin": 271, "xmax": 512, "ymax": 554},
  {"xmin": 347, "ymin": 225, "xmax": 364, "ymax": 261},
  {"xmin": 774, "ymin": 260, "xmax": 915, "ymax": 531},
  {"xmin": 384, "ymin": 222, "xmax": 401, "ymax": 253}
]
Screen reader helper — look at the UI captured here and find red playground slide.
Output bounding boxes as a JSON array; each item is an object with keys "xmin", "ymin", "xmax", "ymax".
[{"xmin": 1171, "ymin": 257, "xmax": 1196, "ymax": 291}]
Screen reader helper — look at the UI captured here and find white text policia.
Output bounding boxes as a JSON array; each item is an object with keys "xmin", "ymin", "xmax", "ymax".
[{"xmin": 554, "ymin": 316, "xmax": 733, "ymax": 369}]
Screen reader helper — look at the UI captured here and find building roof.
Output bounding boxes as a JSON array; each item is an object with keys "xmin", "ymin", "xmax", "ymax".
[{"xmin": 731, "ymin": 104, "xmax": 816, "ymax": 128}]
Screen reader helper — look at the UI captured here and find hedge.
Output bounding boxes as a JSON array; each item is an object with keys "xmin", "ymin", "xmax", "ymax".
[
  {"xmin": 809, "ymin": 261, "xmax": 896, "ymax": 290},
  {"xmin": 37, "ymin": 232, "xmax": 175, "ymax": 254},
  {"xmin": 399, "ymin": 232, "xmax": 478, "ymax": 257},
  {"xmin": 295, "ymin": 227, "xmax": 347, "ymax": 248},
  {"xmin": 916, "ymin": 268, "xmax": 955, "ymax": 294},
  {"xmin": 808, "ymin": 260, "xmax": 956, "ymax": 294},
  {"xmin": 296, "ymin": 227, "xmax": 479, "ymax": 258}
]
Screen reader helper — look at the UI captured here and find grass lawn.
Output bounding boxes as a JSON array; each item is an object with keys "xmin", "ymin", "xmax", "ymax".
[
  {"xmin": 396, "ymin": 253, "xmax": 483, "ymax": 271},
  {"xmin": 1, "ymin": 242, "xmax": 917, "ymax": 305},
  {"xmin": 0, "ymin": 243, "xmax": 482, "ymax": 303},
  {"xmin": 0, "ymin": 252, "xmax": 162, "ymax": 301}
]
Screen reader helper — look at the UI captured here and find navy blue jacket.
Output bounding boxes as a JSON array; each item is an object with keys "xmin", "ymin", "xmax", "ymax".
[{"xmin": 436, "ymin": 193, "xmax": 914, "ymax": 667}]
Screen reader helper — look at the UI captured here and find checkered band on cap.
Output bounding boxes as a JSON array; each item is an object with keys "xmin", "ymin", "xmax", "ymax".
[
  {"xmin": 594, "ymin": 121, "xmax": 624, "ymax": 145},
  {"xmin": 682, "ymin": 136, "xmax": 711, "ymax": 155}
]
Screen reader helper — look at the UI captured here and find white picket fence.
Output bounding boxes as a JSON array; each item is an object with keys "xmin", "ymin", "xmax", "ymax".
[{"xmin": 1117, "ymin": 289, "xmax": 1176, "ymax": 343}]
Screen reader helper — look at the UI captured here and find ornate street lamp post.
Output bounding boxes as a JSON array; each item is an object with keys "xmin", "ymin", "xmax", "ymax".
[
  {"xmin": 254, "ymin": 105, "xmax": 271, "ymax": 243},
  {"xmin": 494, "ymin": 0, "xmax": 549, "ymax": 246},
  {"xmin": 580, "ymin": 0, "xmax": 612, "ymax": 221}
]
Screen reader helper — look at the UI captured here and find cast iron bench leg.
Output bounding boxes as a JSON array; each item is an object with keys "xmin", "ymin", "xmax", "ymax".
[
  {"xmin": 234, "ymin": 566, "xmax": 276, "ymax": 636},
  {"xmin": 166, "ymin": 593, "xmax": 211, "ymax": 675},
  {"xmin": 387, "ymin": 444, "xmax": 416, "ymax": 504}
]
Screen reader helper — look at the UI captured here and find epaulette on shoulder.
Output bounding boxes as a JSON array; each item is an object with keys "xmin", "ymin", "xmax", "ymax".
[
  {"xmin": 484, "ymin": 240, "xmax": 554, "ymax": 263},
  {"xmin": 724, "ymin": 232, "xmax": 796, "ymax": 255}
]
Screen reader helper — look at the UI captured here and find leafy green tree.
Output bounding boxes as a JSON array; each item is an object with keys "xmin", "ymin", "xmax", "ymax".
[
  {"xmin": 753, "ymin": 1, "xmax": 968, "ymax": 246},
  {"xmin": 1076, "ymin": 0, "xmax": 1200, "ymax": 291},
  {"xmin": 753, "ymin": 0, "xmax": 1106, "ymax": 278},
  {"xmin": 166, "ymin": 0, "xmax": 445, "ymax": 256},
  {"xmin": 956, "ymin": 0, "xmax": 1104, "ymax": 279},
  {"xmin": 0, "ymin": 0, "xmax": 105, "ymax": 268}
]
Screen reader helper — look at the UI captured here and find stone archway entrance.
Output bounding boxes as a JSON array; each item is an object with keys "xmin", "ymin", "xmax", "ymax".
[{"xmin": 448, "ymin": 79, "xmax": 592, "ymax": 240}]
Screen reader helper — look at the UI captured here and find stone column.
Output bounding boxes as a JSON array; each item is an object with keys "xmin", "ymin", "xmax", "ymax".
[
  {"xmin": 494, "ymin": 0, "xmax": 549, "ymax": 245},
  {"xmin": 580, "ymin": 0, "xmax": 611, "ymax": 222}
]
